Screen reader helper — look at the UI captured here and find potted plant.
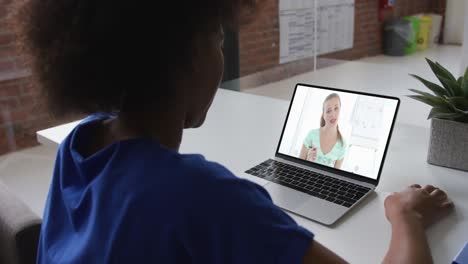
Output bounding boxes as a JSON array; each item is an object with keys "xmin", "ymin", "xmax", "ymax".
[{"xmin": 409, "ymin": 58, "xmax": 468, "ymax": 171}]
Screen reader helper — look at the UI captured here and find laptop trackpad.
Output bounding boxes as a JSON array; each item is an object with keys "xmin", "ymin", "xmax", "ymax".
[
  {"xmin": 264, "ymin": 182, "xmax": 310, "ymax": 211},
  {"xmin": 264, "ymin": 182, "xmax": 346, "ymax": 225}
]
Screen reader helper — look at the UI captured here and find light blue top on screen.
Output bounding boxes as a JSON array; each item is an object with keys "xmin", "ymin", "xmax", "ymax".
[{"xmin": 303, "ymin": 129, "xmax": 346, "ymax": 167}]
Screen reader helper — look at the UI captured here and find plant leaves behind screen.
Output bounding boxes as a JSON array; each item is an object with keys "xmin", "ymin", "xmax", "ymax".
[
  {"xmin": 426, "ymin": 58, "xmax": 457, "ymax": 82},
  {"xmin": 438, "ymin": 76, "xmax": 461, "ymax": 96},
  {"xmin": 409, "ymin": 88, "xmax": 438, "ymax": 98},
  {"xmin": 428, "ymin": 106, "xmax": 458, "ymax": 119},
  {"xmin": 426, "ymin": 58, "xmax": 458, "ymax": 94},
  {"xmin": 458, "ymin": 77, "xmax": 463, "ymax": 87},
  {"xmin": 447, "ymin": 97, "xmax": 468, "ymax": 111},
  {"xmin": 463, "ymin": 67, "xmax": 468, "ymax": 98},
  {"xmin": 428, "ymin": 110, "xmax": 465, "ymax": 120},
  {"xmin": 407, "ymin": 94, "xmax": 450, "ymax": 108},
  {"xmin": 410, "ymin": 74, "xmax": 448, "ymax": 97},
  {"xmin": 436, "ymin": 61, "xmax": 457, "ymax": 80},
  {"xmin": 408, "ymin": 59, "xmax": 468, "ymax": 123}
]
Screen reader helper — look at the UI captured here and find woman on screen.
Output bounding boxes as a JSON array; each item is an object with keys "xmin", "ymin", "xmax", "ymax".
[{"xmin": 299, "ymin": 93, "xmax": 346, "ymax": 169}]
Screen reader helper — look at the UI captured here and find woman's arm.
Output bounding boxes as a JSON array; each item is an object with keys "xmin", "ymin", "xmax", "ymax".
[
  {"xmin": 382, "ymin": 213, "xmax": 432, "ymax": 264},
  {"xmin": 334, "ymin": 159, "xmax": 343, "ymax": 169},
  {"xmin": 381, "ymin": 185, "xmax": 453, "ymax": 264},
  {"xmin": 299, "ymin": 144, "xmax": 309, "ymax": 160},
  {"xmin": 301, "ymin": 185, "xmax": 453, "ymax": 264},
  {"xmin": 301, "ymin": 216, "xmax": 431, "ymax": 264},
  {"xmin": 302, "ymin": 241, "xmax": 348, "ymax": 264}
]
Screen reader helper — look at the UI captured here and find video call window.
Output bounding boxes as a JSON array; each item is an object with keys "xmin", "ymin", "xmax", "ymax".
[{"xmin": 278, "ymin": 85, "xmax": 398, "ymax": 180}]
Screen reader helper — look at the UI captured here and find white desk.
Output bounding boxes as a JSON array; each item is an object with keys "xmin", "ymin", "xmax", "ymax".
[{"xmin": 37, "ymin": 88, "xmax": 468, "ymax": 263}]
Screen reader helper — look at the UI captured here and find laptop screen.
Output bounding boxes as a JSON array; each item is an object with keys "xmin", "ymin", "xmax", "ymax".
[{"xmin": 277, "ymin": 84, "xmax": 399, "ymax": 181}]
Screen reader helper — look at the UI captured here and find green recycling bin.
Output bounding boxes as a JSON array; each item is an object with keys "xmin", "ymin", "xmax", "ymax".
[
  {"xmin": 403, "ymin": 16, "xmax": 420, "ymax": 55},
  {"xmin": 383, "ymin": 19, "xmax": 412, "ymax": 56}
]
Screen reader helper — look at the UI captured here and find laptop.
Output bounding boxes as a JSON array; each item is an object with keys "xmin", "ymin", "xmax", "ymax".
[{"xmin": 244, "ymin": 83, "xmax": 400, "ymax": 226}]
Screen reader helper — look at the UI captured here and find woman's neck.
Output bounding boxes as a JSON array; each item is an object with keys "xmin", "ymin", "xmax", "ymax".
[
  {"xmin": 321, "ymin": 125, "xmax": 338, "ymax": 137},
  {"xmin": 103, "ymin": 109, "xmax": 185, "ymax": 151}
]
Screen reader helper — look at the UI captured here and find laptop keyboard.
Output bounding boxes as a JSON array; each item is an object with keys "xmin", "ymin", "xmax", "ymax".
[{"xmin": 245, "ymin": 159, "xmax": 371, "ymax": 208}]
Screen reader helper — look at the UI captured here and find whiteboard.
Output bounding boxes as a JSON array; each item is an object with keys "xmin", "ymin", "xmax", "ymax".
[
  {"xmin": 350, "ymin": 97, "xmax": 385, "ymax": 140},
  {"xmin": 279, "ymin": 0, "xmax": 355, "ymax": 64}
]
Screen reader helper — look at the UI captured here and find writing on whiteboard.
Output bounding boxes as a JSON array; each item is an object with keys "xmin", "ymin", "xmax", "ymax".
[{"xmin": 279, "ymin": 0, "xmax": 355, "ymax": 64}]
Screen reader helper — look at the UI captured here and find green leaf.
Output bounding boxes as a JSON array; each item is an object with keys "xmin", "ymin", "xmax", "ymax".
[
  {"xmin": 426, "ymin": 58, "xmax": 459, "ymax": 95},
  {"xmin": 458, "ymin": 77, "xmax": 463, "ymax": 87},
  {"xmin": 453, "ymin": 108, "xmax": 468, "ymax": 115},
  {"xmin": 438, "ymin": 76, "xmax": 462, "ymax": 96},
  {"xmin": 429, "ymin": 111, "xmax": 465, "ymax": 120},
  {"xmin": 462, "ymin": 67, "xmax": 468, "ymax": 98},
  {"xmin": 407, "ymin": 94, "xmax": 450, "ymax": 108},
  {"xmin": 436, "ymin": 61, "xmax": 457, "ymax": 81},
  {"xmin": 447, "ymin": 97, "xmax": 468, "ymax": 111},
  {"xmin": 451, "ymin": 106, "xmax": 468, "ymax": 115},
  {"xmin": 409, "ymin": 74, "xmax": 448, "ymax": 97},
  {"xmin": 409, "ymin": 89, "xmax": 438, "ymax": 98},
  {"xmin": 451, "ymin": 78, "xmax": 464, "ymax": 96},
  {"xmin": 427, "ymin": 106, "xmax": 452, "ymax": 119},
  {"xmin": 426, "ymin": 58, "xmax": 457, "ymax": 82}
]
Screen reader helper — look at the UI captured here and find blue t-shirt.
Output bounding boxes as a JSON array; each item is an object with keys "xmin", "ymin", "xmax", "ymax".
[{"xmin": 37, "ymin": 114, "xmax": 314, "ymax": 263}]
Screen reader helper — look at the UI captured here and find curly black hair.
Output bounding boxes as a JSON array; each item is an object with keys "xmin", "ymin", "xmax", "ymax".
[{"xmin": 12, "ymin": 0, "xmax": 256, "ymax": 116}]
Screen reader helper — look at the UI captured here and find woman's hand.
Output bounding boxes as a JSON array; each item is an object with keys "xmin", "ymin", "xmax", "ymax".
[
  {"xmin": 384, "ymin": 184, "xmax": 454, "ymax": 228},
  {"xmin": 306, "ymin": 142, "xmax": 317, "ymax": 162}
]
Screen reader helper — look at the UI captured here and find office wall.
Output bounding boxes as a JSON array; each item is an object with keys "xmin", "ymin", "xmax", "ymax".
[
  {"xmin": 239, "ymin": 0, "xmax": 447, "ymax": 77},
  {"xmin": 0, "ymin": 0, "xmax": 448, "ymax": 154},
  {"xmin": 460, "ymin": 1, "xmax": 468, "ymax": 75},
  {"xmin": 443, "ymin": 0, "xmax": 465, "ymax": 44},
  {"xmin": 0, "ymin": 2, "xmax": 64, "ymax": 155},
  {"xmin": 0, "ymin": 77, "xmax": 56, "ymax": 155}
]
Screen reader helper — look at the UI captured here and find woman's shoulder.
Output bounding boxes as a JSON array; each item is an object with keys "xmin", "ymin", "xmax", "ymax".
[
  {"xmin": 141, "ymin": 150, "xmax": 239, "ymax": 183},
  {"xmin": 309, "ymin": 128, "xmax": 321, "ymax": 140},
  {"xmin": 150, "ymin": 152, "xmax": 246, "ymax": 189},
  {"xmin": 122, "ymin": 152, "xmax": 261, "ymax": 211},
  {"xmin": 177, "ymin": 156, "xmax": 265, "ymax": 199},
  {"xmin": 155, "ymin": 155, "xmax": 271, "ymax": 214},
  {"xmin": 304, "ymin": 129, "xmax": 320, "ymax": 147},
  {"xmin": 177, "ymin": 154, "xmax": 238, "ymax": 182},
  {"xmin": 306, "ymin": 128, "xmax": 320, "ymax": 137}
]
